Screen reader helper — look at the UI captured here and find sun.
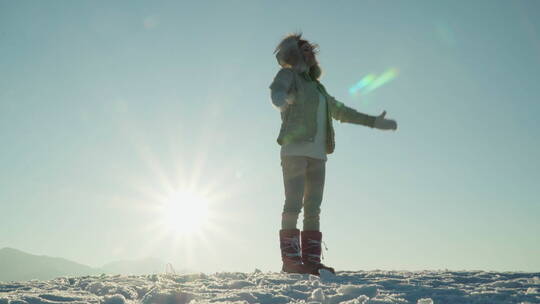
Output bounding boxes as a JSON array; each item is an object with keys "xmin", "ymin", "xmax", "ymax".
[{"xmin": 159, "ymin": 189, "xmax": 210, "ymax": 236}]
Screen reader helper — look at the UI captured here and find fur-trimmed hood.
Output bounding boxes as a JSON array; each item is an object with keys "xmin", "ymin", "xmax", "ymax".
[{"xmin": 274, "ymin": 33, "xmax": 322, "ymax": 80}]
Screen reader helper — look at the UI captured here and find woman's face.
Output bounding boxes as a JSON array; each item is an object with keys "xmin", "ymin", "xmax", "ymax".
[{"xmin": 300, "ymin": 42, "xmax": 317, "ymax": 67}]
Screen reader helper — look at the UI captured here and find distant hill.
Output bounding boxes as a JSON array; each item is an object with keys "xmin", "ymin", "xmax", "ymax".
[
  {"xmin": 101, "ymin": 257, "xmax": 165, "ymax": 275},
  {"xmin": 0, "ymin": 247, "xmax": 100, "ymax": 282},
  {"xmin": 0, "ymin": 247, "xmax": 169, "ymax": 282}
]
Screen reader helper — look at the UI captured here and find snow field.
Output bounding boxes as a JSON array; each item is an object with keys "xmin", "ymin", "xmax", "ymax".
[{"xmin": 1, "ymin": 270, "xmax": 539, "ymax": 303}]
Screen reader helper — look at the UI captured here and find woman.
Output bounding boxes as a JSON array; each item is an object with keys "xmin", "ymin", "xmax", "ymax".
[{"xmin": 269, "ymin": 33, "xmax": 398, "ymax": 275}]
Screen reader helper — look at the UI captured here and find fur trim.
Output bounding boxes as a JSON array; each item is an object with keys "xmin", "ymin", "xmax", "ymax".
[
  {"xmin": 274, "ymin": 33, "xmax": 322, "ymax": 79},
  {"xmin": 274, "ymin": 33, "xmax": 308, "ymax": 73}
]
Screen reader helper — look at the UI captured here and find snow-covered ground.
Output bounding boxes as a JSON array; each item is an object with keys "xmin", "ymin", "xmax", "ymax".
[{"xmin": 1, "ymin": 270, "xmax": 539, "ymax": 304}]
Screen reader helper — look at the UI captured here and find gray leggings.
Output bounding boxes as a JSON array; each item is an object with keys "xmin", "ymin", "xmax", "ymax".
[{"xmin": 281, "ymin": 155, "xmax": 326, "ymax": 231}]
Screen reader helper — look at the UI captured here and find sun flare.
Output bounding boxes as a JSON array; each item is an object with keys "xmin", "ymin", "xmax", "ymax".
[{"xmin": 159, "ymin": 189, "xmax": 210, "ymax": 236}]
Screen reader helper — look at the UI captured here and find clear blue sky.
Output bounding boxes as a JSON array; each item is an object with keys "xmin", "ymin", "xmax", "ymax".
[{"xmin": 1, "ymin": 0, "xmax": 539, "ymax": 273}]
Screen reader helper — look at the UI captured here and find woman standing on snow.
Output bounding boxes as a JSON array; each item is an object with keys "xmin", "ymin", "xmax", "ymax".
[{"xmin": 269, "ymin": 33, "xmax": 398, "ymax": 275}]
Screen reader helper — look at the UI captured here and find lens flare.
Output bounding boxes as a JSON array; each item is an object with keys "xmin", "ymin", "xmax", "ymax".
[{"xmin": 349, "ymin": 68, "xmax": 399, "ymax": 97}]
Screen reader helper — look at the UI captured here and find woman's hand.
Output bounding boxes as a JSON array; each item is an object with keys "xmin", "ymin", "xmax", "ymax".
[{"xmin": 374, "ymin": 110, "xmax": 397, "ymax": 131}]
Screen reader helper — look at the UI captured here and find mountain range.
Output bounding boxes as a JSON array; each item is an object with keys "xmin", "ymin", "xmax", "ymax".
[{"xmin": 0, "ymin": 247, "xmax": 171, "ymax": 282}]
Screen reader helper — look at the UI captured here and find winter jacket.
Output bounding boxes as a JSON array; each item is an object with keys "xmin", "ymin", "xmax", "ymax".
[
  {"xmin": 269, "ymin": 68, "xmax": 376, "ymax": 154},
  {"xmin": 280, "ymin": 91, "xmax": 328, "ymax": 160}
]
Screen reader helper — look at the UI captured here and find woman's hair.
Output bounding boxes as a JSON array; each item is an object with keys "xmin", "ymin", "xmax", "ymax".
[{"xmin": 274, "ymin": 33, "xmax": 322, "ymax": 80}]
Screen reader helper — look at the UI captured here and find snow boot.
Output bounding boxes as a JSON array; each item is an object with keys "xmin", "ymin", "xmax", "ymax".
[
  {"xmin": 301, "ymin": 230, "xmax": 336, "ymax": 275},
  {"xmin": 280, "ymin": 229, "xmax": 311, "ymax": 274}
]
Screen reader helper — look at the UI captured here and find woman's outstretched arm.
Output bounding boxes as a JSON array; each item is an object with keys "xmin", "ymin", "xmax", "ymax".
[{"xmin": 327, "ymin": 94, "xmax": 397, "ymax": 130}]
